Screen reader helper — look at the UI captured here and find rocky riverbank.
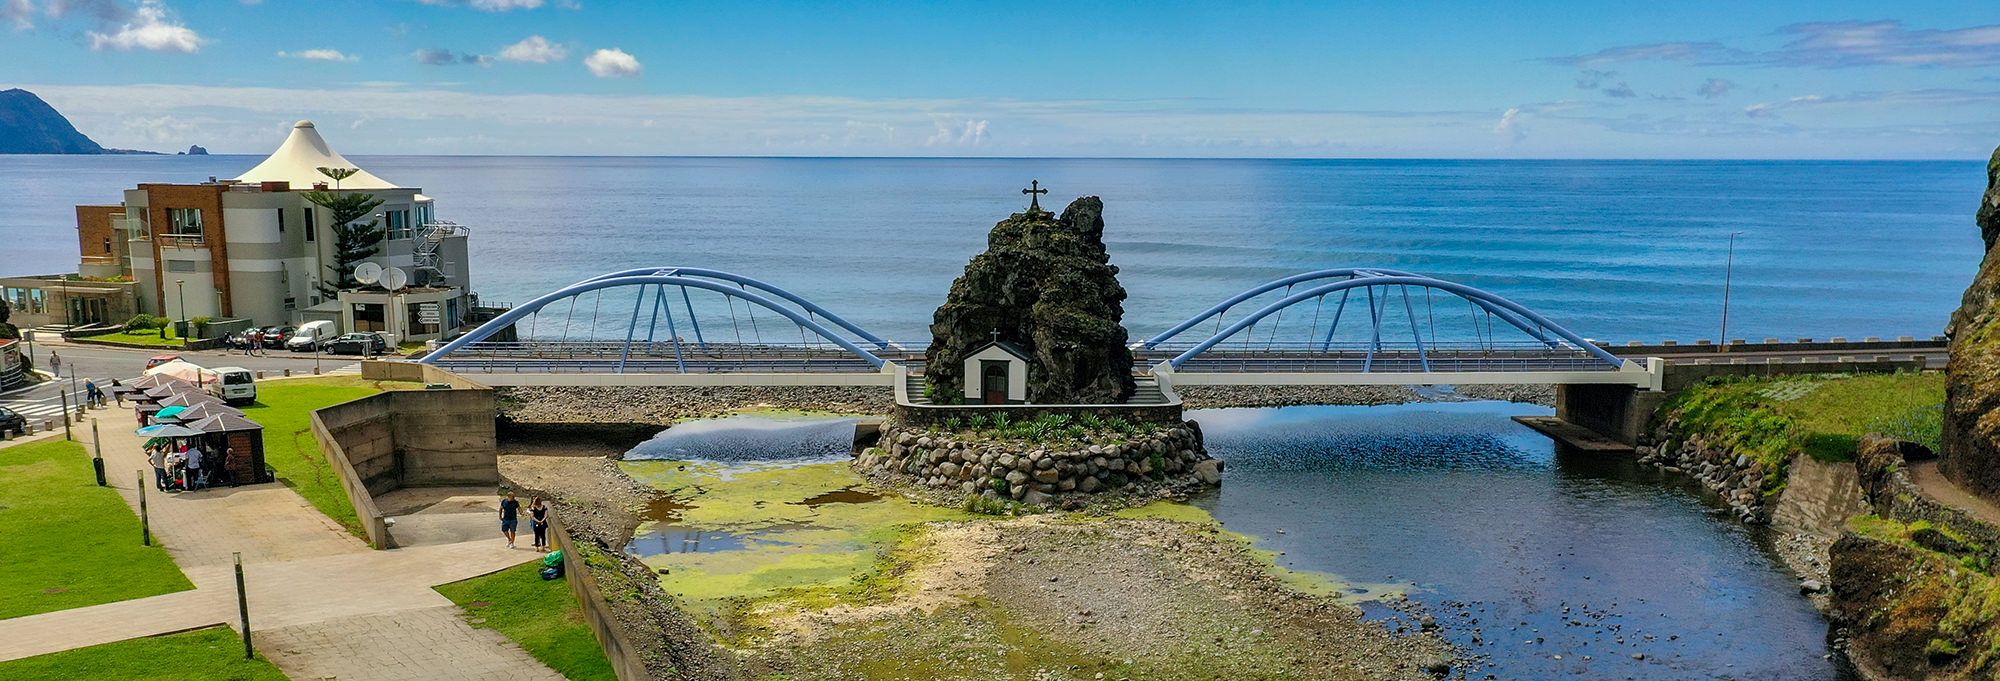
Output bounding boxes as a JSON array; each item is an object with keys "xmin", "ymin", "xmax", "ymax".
[
  {"xmin": 496, "ymin": 385, "xmax": 891, "ymax": 424},
  {"xmin": 1177, "ymin": 383, "xmax": 1554, "ymax": 409},
  {"xmin": 499, "ymin": 445, "xmax": 1463, "ymax": 680}
]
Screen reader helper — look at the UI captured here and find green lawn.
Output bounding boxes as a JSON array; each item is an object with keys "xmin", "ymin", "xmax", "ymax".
[
  {"xmin": 1663, "ymin": 371, "xmax": 1946, "ymax": 477},
  {"xmin": 435, "ymin": 562, "xmax": 617, "ymax": 681},
  {"xmin": 0, "ymin": 439, "xmax": 193, "ymax": 620},
  {"xmin": 0, "ymin": 626, "xmax": 287, "ymax": 680},
  {"xmin": 239, "ymin": 376, "xmax": 392, "ymax": 538},
  {"xmin": 88, "ymin": 329, "xmax": 184, "ymax": 347}
]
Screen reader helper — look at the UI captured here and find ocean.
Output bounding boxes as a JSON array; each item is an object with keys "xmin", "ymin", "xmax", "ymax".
[{"xmin": 1, "ymin": 156, "xmax": 1984, "ymax": 344}]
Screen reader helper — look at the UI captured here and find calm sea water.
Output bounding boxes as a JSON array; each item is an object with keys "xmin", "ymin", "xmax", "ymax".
[{"xmin": 2, "ymin": 156, "xmax": 1982, "ymax": 343}]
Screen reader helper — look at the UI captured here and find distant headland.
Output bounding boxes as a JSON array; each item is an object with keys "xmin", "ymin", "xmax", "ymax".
[{"xmin": 0, "ymin": 88, "xmax": 202, "ymax": 155}]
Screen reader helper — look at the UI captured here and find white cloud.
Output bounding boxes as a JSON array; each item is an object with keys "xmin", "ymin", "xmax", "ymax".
[
  {"xmin": 498, "ymin": 35, "xmax": 566, "ymax": 63},
  {"xmin": 278, "ymin": 48, "xmax": 356, "ymax": 62},
  {"xmin": 2, "ymin": 0, "xmax": 32, "ymax": 29},
  {"xmin": 469, "ymin": 0, "xmax": 542, "ymax": 10},
  {"xmin": 1494, "ymin": 107, "xmax": 1525, "ymax": 146},
  {"xmin": 86, "ymin": 0, "xmax": 201, "ymax": 53},
  {"xmin": 925, "ymin": 118, "xmax": 988, "ymax": 147},
  {"xmin": 584, "ymin": 47, "xmax": 641, "ymax": 77}
]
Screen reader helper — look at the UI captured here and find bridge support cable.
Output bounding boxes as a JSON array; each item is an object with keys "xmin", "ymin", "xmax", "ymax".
[
  {"xmin": 578, "ymin": 267, "xmax": 893, "ymax": 351},
  {"xmin": 1163, "ymin": 274, "xmax": 1625, "ymax": 371},
  {"xmin": 420, "ymin": 273, "xmax": 889, "ymax": 369},
  {"xmin": 1400, "ymin": 285, "xmax": 1430, "ymax": 372},
  {"xmin": 679, "ymin": 286, "xmax": 705, "ymax": 350},
  {"xmin": 1320, "ymin": 288, "xmax": 1352, "ymax": 353}
]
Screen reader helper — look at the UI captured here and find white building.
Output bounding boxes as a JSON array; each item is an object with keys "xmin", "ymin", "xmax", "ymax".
[{"xmin": 73, "ymin": 120, "xmax": 474, "ymax": 343}]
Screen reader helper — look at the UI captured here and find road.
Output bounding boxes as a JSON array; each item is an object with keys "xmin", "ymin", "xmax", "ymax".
[{"xmin": 1, "ymin": 333, "xmax": 361, "ymax": 427}]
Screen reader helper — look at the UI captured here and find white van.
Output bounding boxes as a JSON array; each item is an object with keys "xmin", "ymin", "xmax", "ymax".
[
  {"xmin": 286, "ymin": 320, "xmax": 337, "ymax": 352},
  {"xmin": 207, "ymin": 367, "xmax": 257, "ymax": 406}
]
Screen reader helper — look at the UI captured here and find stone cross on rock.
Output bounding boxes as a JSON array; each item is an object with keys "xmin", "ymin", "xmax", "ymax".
[{"xmin": 1022, "ymin": 180, "xmax": 1048, "ymax": 212}]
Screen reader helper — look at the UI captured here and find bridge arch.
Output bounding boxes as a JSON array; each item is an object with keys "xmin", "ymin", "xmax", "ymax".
[
  {"xmin": 1156, "ymin": 270, "xmax": 1624, "ymax": 372},
  {"xmin": 418, "ymin": 268, "xmax": 888, "ymax": 372}
]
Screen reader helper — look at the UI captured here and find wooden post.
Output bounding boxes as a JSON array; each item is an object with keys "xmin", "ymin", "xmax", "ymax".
[
  {"xmin": 138, "ymin": 470, "xmax": 151, "ymax": 546},
  {"xmin": 234, "ymin": 552, "xmax": 253, "ymax": 659},
  {"xmin": 91, "ymin": 419, "xmax": 105, "ymax": 487}
]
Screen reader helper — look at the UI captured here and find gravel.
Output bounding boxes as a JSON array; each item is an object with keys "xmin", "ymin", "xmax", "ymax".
[{"xmin": 497, "ymin": 385, "xmax": 892, "ymax": 424}]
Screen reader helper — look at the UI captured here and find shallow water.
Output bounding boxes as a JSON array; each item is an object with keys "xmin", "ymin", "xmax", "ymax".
[
  {"xmin": 622, "ymin": 413, "xmax": 858, "ymax": 462},
  {"xmin": 1192, "ymin": 402, "xmax": 1847, "ymax": 680},
  {"xmin": 616, "ymin": 408, "xmax": 1845, "ymax": 678}
]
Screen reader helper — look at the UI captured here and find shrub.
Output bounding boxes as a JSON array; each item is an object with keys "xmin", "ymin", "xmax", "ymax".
[
  {"xmin": 190, "ymin": 316, "xmax": 213, "ymax": 338},
  {"xmin": 123, "ymin": 314, "xmax": 165, "ymax": 332}
]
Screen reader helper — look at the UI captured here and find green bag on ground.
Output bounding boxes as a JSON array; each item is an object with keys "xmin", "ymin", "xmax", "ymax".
[{"xmin": 543, "ymin": 550, "xmax": 563, "ymax": 567}]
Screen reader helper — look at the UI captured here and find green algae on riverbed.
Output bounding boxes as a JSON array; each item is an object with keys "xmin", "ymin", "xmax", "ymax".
[
  {"xmin": 619, "ymin": 460, "xmax": 974, "ymax": 608},
  {"xmin": 1114, "ymin": 501, "xmax": 1412, "ymax": 602}
]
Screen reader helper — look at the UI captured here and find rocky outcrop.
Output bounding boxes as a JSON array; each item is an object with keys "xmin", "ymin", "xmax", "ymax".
[
  {"xmin": 0, "ymin": 88, "xmax": 107, "ymax": 154},
  {"xmin": 925, "ymin": 197, "xmax": 1136, "ymax": 404},
  {"xmin": 856, "ymin": 423, "xmax": 1216, "ymax": 506},
  {"xmin": 181, "ymin": 144, "xmax": 208, "ymax": 155},
  {"xmin": 1943, "ymin": 146, "xmax": 2000, "ymax": 501}
]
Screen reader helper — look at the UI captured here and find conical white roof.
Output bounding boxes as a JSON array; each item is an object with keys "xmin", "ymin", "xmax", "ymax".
[{"xmin": 233, "ymin": 120, "xmax": 401, "ymax": 190}]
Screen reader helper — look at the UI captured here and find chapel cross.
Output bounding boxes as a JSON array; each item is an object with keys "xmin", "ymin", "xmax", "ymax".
[{"xmin": 1022, "ymin": 180, "xmax": 1048, "ymax": 211}]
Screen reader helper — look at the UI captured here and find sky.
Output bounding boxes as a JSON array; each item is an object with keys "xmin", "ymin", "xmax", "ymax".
[{"xmin": 1, "ymin": 0, "xmax": 1997, "ymax": 158}]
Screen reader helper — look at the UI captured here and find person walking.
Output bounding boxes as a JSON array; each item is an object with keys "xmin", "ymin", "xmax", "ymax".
[
  {"xmin": 47, "ymin": 352, "xmax": 59, "ymax": 378},
  {"xmin": 184, "ymin": 442, "xmax": 205, "ymax": 490},
  {"xmin": 529, "ymin": 498, "xmax": 550, "ymax": 549},
  {"xmin": 148, "ymin": 444, "xmax": 168, "ymax": 491},
  {"xmin": 84, "ymin": 379, "xmax": 104, "ymax": 408},
  {"xmin": 499, "ymin": 491, "xmax": 522, "ymax": 548}
]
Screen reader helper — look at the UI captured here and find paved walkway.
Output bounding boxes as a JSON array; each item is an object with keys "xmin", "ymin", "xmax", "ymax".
[
  {"xmin": 1911, "ymin": 460, "xmax": 2000, "ymax": 526},
  {"xmin": 0, "ymin": 406, "xmax": 563, "ymax": 680}
]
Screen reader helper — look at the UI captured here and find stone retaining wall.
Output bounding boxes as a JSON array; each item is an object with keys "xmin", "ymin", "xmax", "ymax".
[
  {"xmin": 1855, "ymin": 436, "xmax": 2000, "ymax": 569},
  {"xmin": 1176, "ymin": 384, "xmax": 1555, "ymax": 409},
  {"xmin": 857, "ymin": 423, "xmax": 1218, "ymax": 506},
  {"xmin": 497, "ymin": 385, "xmax": 892, "ymax": 424},
  {"xmin": 547, "ymin": 514, "xmax": 652, "ymax": 681},
  {"xmin": 1635, "ymin": 434, "xmax": 1773, "ymax": 523}
]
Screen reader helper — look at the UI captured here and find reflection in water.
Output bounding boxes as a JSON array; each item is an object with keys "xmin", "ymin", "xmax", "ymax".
[
  {"xmin": 624, "ymin": 414, "xmax": 858, "ymax": 462},
  {"xmin": 1193, "ymin": 401, "xmax": 1848, "ymax": 680}
]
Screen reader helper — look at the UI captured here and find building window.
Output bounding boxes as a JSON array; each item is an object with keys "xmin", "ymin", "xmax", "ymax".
[
  {"xmin": 303, "ymin": 207, "xmax": 316, "ymax": 242},
  {"xmin": 277, "ymin": 208, "xmax": 285, "ymax": 233},
  {"xmin": 102, "ymin": 238, "xmax": 113, "ymax": 254},
  {"xmin": 131, "ymin": 209, "xmax": 150, "ymax": 240},
  {"xmin": 385, "ymin": 209, "xmax": 412, "ymax": 240},
  {"xmin": 166, "ymin": 260, "xmax": 196, "ymax": 273},
  {"xmin": 165, "ymin": 208, "xmax": 203, "ymax": 240}
]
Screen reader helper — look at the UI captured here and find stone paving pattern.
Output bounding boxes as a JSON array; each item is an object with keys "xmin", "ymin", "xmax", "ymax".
[{"xmin": 0, "ymin": 400, "xmax": 563, "ymax": 681}]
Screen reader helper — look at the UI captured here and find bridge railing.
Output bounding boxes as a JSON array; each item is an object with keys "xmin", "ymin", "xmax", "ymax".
[
  {"xmin": 446, "ymin": 340, "xmax": 928, "ymax": 360},
  {"xmin": 432, "ymin": 356, "xmax": 885, "ymax": 374}
]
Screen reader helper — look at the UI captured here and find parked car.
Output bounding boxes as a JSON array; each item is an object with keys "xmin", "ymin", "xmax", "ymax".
[
  {"xmin": 322, "ymin": 332, "xmax": 389, "ymax": 356},
  {"xmin": 205, "ymin": 366, "xmax": 258, "ymax": 405},
  {"xmin": 285, "ymin": 321, "xmax": 337, "ymax": 352},
  {"xmin": 0, "ymin": 406, "xmax": 26, "ymax": 436},
  {"xmin": 145, "ymin": 354, "xmax": 182, "ymax": 369},
  {"xmin": 260, "ymin": 326, "xmax": 296, "ymax": 348}
]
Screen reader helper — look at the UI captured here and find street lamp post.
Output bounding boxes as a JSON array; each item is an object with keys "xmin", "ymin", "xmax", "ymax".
[
  {"xmin": 175, "ymin": 279, "xmax": 187, "ymax": 348},
  {"xmin": 1720, "ymin": 231, "xmax": 1744, "ymax": 344}
]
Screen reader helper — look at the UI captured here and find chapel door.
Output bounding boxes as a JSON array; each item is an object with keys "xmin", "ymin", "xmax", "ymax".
[{"xmin": 981, "ymin": 362, "xmax": 1009, "ymax": 405}]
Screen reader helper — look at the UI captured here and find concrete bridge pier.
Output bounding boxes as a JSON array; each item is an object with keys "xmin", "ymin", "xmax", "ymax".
[{"xmin": 1551, "ymin": 383, "xmax": 1667, "ymax": 448}]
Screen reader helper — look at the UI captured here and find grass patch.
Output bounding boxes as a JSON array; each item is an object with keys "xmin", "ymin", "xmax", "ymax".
[
  {"xmin": 0, "ymin": 625, "xmax": 285, "ymax": 680},
  {"xmin": 88, "ymin": 329, "xmax": 183, "ymax": 347},
  {"xmin": 239, "ymin": 375, "xmax": 415, "ymax": 538},
  {"xmin": 435, "ymin": 562, "xmax": 617, "ymax": 681},
  {"xmin": 0, "ymin": 439, "xmax": 192, "ymax": 619},
  {"xmin": 1661, "ymin": 372, "xmax": 1944, "ymax": 482}
]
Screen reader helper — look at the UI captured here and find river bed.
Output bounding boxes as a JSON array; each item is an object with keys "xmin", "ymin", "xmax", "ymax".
[{"xmin": 617, "ymin": 403, "xmax": 1844, "ymax": 679}]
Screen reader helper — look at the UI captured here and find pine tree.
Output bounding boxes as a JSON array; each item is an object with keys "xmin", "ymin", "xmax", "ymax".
[{"xmin": 304, "ymin": 182, "xmax": 384, "ymax": 297}]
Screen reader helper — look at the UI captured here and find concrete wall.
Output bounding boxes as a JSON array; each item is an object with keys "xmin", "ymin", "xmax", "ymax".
[
  {"xmin": 309, "ymin": 367, "xmax": 500, "ymax": 549},
  {"xmin": 548, "ymin": 515, "xmax": 651, "ymax": 681}
]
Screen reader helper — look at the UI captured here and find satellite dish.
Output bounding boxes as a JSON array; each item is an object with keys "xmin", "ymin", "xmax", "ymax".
[
  {"xmin": 354, "ymin": 262, "xmax": 383, "ymax": 285},
  {"xmin": 381, "ymin": 267, "xmax": 408, "ymax": 291}
]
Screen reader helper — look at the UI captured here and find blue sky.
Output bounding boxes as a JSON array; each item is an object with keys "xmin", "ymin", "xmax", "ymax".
[{"xmin": 3, "ymin": 0, "xmax": 1997, "ymax": 158}]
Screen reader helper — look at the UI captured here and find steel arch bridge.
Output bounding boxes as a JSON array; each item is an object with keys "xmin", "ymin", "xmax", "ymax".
[
  {"xmin": 419, "ymin": 267, "xmax": 900, "ymax": 375},
  {"xmin": 1138, "ymin": 268, "xmax": 1646, "ymax": 384}
]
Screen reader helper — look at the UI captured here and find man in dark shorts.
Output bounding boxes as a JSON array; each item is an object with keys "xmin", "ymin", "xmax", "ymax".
[{"xmin": 499, "ymin": 490, "xmax": 521, "ymax": 548}]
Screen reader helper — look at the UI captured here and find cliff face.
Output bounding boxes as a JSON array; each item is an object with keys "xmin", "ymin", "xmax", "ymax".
[
  {"xmin": 0, "ymin": 88, "xmax": 107, "ymax": 154},
  {"xmin": 925, "ymin": 197, "xmax": 1136, "ymax": 404},
  {"xmin": 1942, "ymin": 147, "xmax": 2000, "ymax": 500}
]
